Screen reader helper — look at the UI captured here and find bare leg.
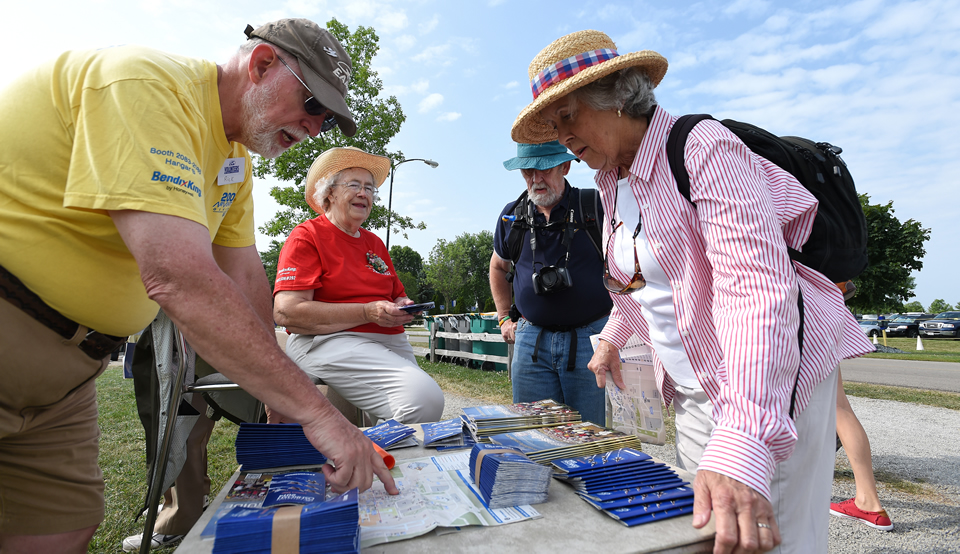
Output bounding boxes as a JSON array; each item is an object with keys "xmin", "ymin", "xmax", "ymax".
[
  {"xmin": 836, "ymin": 371, "xmax": 883, "ymax": 512},
  {"xmin": 0, "ymin": 525, "xmax": 98, "ymax": 554}
]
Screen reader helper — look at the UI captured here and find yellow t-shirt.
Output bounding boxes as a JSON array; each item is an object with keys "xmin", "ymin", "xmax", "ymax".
[{"xmin": 0, "ymin": 46, "xmax": 256, "ymax": 336}]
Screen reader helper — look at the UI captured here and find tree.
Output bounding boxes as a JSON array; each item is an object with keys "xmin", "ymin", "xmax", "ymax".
[
  {"xmin": 395, "ymin": 270, "xmax": 420, "ymax": 302},
  {"xmin": 902, "ymin": 300, "xmax": 925, "ymax": 313},
  {"xmin": 847, "ymin": 194, "xmax": 930, "ymax": 314},
  {"xmin": 424, "ymin": 232, "xmax": 494, "ymax": 314},
  {"xmin": 450, "ymin": 231, "xmax": 494, "ymax": 313},
  {"xmin": 389, "ymin": 245, "xmax": 424, "ymax": 279},
  {"xmin": 255, "ymin": 19, "xmax": 425, "ymax": 278},
  {"xmin": 929, "ymin": 299, "xmax": 953, "ymax": 314},
  {"xmin": 390, "ymin": 245, "xmax": 432, "ymax": 304},
  {"xmin": 425, "ymin": 239, "xmax": 461, "ymax": 314}
]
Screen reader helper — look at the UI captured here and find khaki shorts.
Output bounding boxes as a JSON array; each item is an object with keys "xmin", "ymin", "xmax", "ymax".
[{"xmin": 0, "ymin": 298, "xmax": 107, "ymax": 534}]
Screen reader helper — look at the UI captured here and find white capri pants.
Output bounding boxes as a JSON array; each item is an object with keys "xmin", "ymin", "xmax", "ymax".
[
  {"xmin": 285, "ymin": 331, "xmax": 444, "ymax": 424},
  {"xmin": 673, "ymin": 366, "xmax": 839, "ymax": 554}
]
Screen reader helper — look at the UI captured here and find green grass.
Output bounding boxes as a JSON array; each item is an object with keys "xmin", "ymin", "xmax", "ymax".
[
  {"xmin": 91, "ymin": 366, "xmax": 239, "ymax": 553},
  {"xmin": 842, "ymin": 381, "xmax": 960, "ymax": 411},
  {"xmin": 864, "ymin": 336, "xmax": 960, "ymax": 363}
]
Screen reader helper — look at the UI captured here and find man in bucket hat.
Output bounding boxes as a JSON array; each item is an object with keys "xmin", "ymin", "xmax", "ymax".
[
  {"xmin": 0, "ymin": 18, "xmax": 397, "ymax": 552},
  {"xmin": 489, "ymin": 141, "xmax": 612, "ymax": 424}
]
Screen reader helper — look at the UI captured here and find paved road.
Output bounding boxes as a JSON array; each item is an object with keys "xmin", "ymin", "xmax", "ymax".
[{"xmin": 839, "ymin": 357, "xmax": 960, "ymax": 392}]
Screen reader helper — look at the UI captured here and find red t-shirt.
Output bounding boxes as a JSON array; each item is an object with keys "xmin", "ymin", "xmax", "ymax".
[{"xmin": 274, "ymin": 215, "xmax": 405, "ymax": 334}]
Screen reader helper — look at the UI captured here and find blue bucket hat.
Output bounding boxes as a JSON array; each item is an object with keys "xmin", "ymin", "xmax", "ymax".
[{"xmin": 502, "ymin": 141, "xmax": 577, "ymax": 171}]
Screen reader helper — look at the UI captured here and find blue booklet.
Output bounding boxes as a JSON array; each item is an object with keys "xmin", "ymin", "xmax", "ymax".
[
  {"xmin": 363, "ymin": 419, "xmax": 418, "ymax": 450},
  {"xmin": 262, "ymin": 471, "xmax": 326, "ymax": 507},
  {"xmin": 213, "ymin": 489, "xmax": 360, "ymax": 554}
]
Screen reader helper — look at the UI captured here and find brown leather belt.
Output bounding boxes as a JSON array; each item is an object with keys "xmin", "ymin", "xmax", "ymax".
[{"xmin": 0, "ymin": 263, "xmax": 125, "ymax": 361}]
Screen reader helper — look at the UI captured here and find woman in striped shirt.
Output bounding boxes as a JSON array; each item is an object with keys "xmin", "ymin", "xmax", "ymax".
[{"xmin": 511, "ymin": 31, "xmax": 873, "ymax": 554}]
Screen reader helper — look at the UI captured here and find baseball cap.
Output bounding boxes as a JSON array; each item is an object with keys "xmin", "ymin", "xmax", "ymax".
[{"xmin": 245, "ymin": 19, "xmax": 357, "ymax": 137}]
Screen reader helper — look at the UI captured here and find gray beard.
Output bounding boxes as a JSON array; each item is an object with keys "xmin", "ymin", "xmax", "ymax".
[
  {"xmin": 529, "ymin": 188, "xmax": 562, "ymax": 208},
  {"xmin": 238, "ymin": 78, "xmax": 306, "ymax": 159}
]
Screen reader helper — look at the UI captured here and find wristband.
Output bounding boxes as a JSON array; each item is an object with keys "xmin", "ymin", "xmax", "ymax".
[{"xmin": 498, "ymin": 316, "xmax": 511, "ymax": 327}]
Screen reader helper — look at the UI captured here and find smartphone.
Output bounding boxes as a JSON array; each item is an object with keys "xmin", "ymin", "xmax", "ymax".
[{"xmin": 398, "ymin": 301, "xmax": 435, "ymax": 314}]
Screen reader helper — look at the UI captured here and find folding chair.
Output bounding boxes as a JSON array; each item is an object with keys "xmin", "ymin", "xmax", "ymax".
[{"xmin": 134, "ymin": 314, "xmax": 364, "ymax": 554}]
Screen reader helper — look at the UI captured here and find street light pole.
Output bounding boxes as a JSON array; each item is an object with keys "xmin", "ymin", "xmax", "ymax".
[{"xmin": 386, "ymin": 157, "xmax": 438, "ymax": 251}]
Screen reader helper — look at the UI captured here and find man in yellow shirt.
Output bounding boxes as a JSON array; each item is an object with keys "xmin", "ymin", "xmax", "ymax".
[{"xmin": 0, "ymin": 18, "xmax": 398, "ymax": 552}]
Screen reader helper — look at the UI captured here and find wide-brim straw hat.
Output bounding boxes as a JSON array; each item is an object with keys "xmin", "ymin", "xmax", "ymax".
[
  {"xmin": 304, "ymin": 147, "xmax": 391, "ymax": 214},
  {"xmin": 511, "ymin": 30, "xmax": 668, "ymax": 144}
]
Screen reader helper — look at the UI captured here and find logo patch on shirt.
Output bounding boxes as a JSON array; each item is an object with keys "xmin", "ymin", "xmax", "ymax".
[
  {"xmin": 276, "ymin": 266, "xmax": 297, "ymax": 283},
  {"xmin": 366, "ymin": 252, "xmax": 390, "ymax": 275}
]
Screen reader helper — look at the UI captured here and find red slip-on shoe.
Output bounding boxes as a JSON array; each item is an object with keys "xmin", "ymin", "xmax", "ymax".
[{"xmin": 830, "ymin": 498, "xmax": 894, "ymax": 531}]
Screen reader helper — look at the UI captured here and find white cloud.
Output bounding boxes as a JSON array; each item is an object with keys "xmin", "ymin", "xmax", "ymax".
[
  {"xmin": 412, "ymin": 43, "xmax": 452, "ymax": 64},
  {"xmin": 419, "ymin": 15, "xmax": 440, "ymax": 34},
  {"xmin": 722, "ymin": 0, "xmax": 771, "ymax": 17},
  {"xmin": 503, "ymin": 81, "xmax": 519, "ymax": 89},
  {"xmin": 411, "ymin": 79, "xmax": 430, "ymax": 94},
  {"xmin": 419, "ymin": 93, "xmax": 444, "ymax": 113},
  {"xmin": 374, "ymin": 10, "xmax": 410, "ymax": 35},
  {"xmin": 437, "ymin": 112, "xmax": 461, "ymax": 122},
  {"xmin": 395, "ymin": 34, "xmax": 416, "ymax": 51}
]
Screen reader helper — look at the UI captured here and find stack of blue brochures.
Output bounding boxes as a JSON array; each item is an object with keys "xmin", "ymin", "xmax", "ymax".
[
  {"xmin": 469, "ymin": 443, "xmax": 552, "ymax": 508},
  {"xmin": 363, "ymin": 419, "xmax": 418, "ymax": 450},
  {"xmin": 212, "ymin": 489, "xmax": 360, "ymax": 554},
  {"xmin": 235, "ymin": 423, "xmax": 326, "ymax": 470},
  {"xmin": 422, "ymin": 417, "xmax": 468, "ymax": 449},
  {"xmin": 552, "ymin": 448, "xmax": 694, "ymax": 526},
  {"xmin": 236, "ymin": 420, "xmax": 419, "ymax": 470}
]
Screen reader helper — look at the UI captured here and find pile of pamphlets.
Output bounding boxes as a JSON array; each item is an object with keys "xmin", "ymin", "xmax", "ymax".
[
  {"xmin": 469, "ymin": 444, "xmax": 552, "ymax": 508},
  {"xmin": 462, "ymin": 399, "xmax": 581, "ymax": 442},
  {"xmin": 213, "ymin": 488, "xmax": 360, "ymax": 554},
  {"xmin": 422, "ymin": 417, "xmax": 470, "ymax": 449},
  {"xmin": 363, "ymin": 419, "xmax": 418, "ymax": 450},
  {"xmin": 487, "ymin": 421, "xmax": 642, "ymax": 464},
  {"xmin": 236, "ymin": 421, "xmax": 407, "ymax": 470},
  {"xmin": 236, "ymin": 423, "xmax": 326, "ymax": 470},
  {"xmin": 552, "ymin": 448, "xmax": 694, "ymax": 526}
]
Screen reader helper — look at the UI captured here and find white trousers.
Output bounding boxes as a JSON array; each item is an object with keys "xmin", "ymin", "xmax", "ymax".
[
  {"xmin": 673, "ymin": 367, "xmax": 838, "ymax": 554},
  {"xmin": 285, "ymin": 331, "xmax": 444, "ymax": 424}
]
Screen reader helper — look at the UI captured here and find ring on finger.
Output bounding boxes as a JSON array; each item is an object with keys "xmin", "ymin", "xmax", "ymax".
[{"xmin": 756, "ymin": 522, "xmax": 772, "ymax": 530}]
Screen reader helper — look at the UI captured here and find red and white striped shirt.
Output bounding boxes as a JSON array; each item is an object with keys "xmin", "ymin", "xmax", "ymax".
[{"xmin": 596, "ymin": 106, "xmax": 873, "ymax": 499}]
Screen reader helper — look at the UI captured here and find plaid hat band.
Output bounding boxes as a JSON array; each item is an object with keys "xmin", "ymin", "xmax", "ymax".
[{"xmin": 530, "ymin": 48, "xmax": 619, "ymax": 99}]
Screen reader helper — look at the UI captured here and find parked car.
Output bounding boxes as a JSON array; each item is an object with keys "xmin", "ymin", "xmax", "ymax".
[
  {"xmin": 919, "ymin": 311, "xmax": 960, "ymax": 338},
  {"xmin": 885, "ymin": 314, "xmax": 936, "ymax": 338},
  {"xmin": 859, "ymin": 320, "xmax": 884, "ymax": 338}
]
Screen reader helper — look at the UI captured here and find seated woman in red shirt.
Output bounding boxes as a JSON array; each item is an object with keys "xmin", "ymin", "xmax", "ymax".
[{"xmin": 273, "ymin": 147, "xmax": 444, "ymax": 423}]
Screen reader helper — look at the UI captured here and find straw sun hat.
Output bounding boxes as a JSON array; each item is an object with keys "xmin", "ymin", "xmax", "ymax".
[
  {"xmin": 511, "ymin": 30, "xmax": 668, "ymax": 144},
  {"xmin": 304, "ymin": 146, "xmax": 391, "ymax": 214}
]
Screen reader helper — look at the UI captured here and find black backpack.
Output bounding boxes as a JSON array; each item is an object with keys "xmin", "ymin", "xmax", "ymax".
[
  {"xmin": 666, "ymin": 114, "xmax": 868, "ymax": 284},
  {"xmin": 504, "ymin": 187, "xmax": 603, "ymax": 268}
]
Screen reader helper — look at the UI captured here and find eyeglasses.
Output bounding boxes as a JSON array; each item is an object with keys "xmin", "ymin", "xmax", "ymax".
[
  {"xmin": 335, "ymin": 180, "xmax": 378, "ymax": 198},
  {"xmin": 276, "ymin": 55, "xmax": 339, "ymax": 133},
  {"xmin": 603, "ymin": 220, "xmax": 646, "ymax": 295}
]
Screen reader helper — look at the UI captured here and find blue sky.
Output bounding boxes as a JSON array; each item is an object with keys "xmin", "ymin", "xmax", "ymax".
[{"xmin": 5, "ymin": 0, "xmax": 958, "ymax": 308}]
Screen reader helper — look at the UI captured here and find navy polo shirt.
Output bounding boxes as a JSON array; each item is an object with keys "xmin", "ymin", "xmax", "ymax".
[{"xmin": 493, "ymin": 182, "xmax": 613, "ymax": 327}]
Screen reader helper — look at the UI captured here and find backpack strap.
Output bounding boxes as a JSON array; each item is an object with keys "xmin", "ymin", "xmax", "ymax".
[
  {"xmin": 665, "ymin": 113, "xmax": 805, "ymax": 420},
  {"xmin": 666, "ymin": 114, "xmax": 714, "ymax": 205},
  {"xmin": 505, "ymin": 189, "xmax": 531, "ymax": 267},
  {"xmin": 577, "ymin": 188, "xmax": 604, "ymax": 258}
]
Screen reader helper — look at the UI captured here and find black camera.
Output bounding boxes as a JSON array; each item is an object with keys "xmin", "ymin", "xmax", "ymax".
[{"xmin": 531, "ymin": 266, "xmax": 573, "ymax": 295}]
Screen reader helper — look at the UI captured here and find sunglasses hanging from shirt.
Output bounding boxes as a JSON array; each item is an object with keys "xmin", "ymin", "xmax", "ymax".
[{"xmin": 603, "ymin": 183, "xmax": 646, "ymax": 295}]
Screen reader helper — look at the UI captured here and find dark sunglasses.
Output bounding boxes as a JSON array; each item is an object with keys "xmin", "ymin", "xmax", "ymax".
[
  {"xmin": 603, "ymin": 220, "xmax": 646, "ymax": 295},
  {"xmin": 276, "ymin": 55, "xmax": 339, "ymax": 133}
]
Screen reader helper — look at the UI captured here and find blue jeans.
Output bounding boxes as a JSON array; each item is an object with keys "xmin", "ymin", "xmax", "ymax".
[{"xmin": 511, "ymin": 316, "xmax": 608, "ymax": 425}]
